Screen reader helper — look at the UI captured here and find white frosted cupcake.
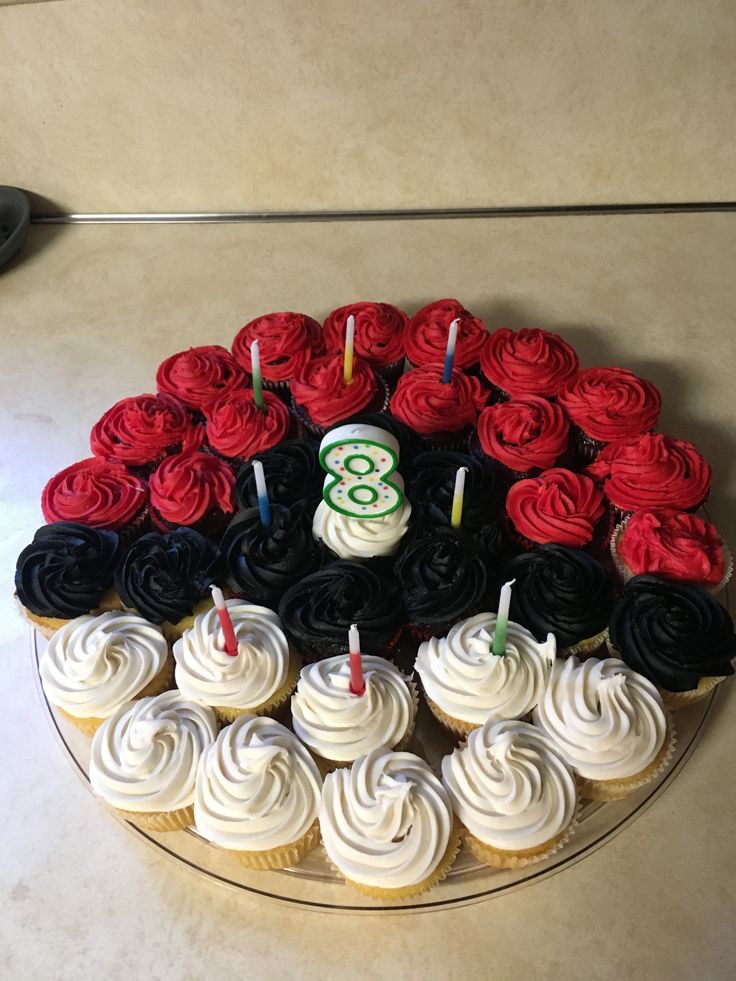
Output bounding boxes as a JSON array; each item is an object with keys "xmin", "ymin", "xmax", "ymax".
[
  {"xmin": 39, "ymin": 611, "xmax": 172, "ymax": 735},
  {"xmin": 312, "ymin": 476, "xmax": 412, "ymax": 561},
  {"xmin": 173, "ymin": 600, "xmax": 300, "ymax": 724},
  {"xmin": 90, "ymin": 689, "xmax": 217, "ymax": 831},
  {"xmin": 194, "ymin": 715, "xmax": 322, "ymax": 869},
  {"xmin": 533, "ymin": 656, "xmax": 675, "ymax": 801},
  {"xmin": 414, "ymin": 612, "xmax": 556, "ymax": 738},
  {"xmin": 442, "ymin": 719, "xmax": 579, "ymax": 868},
  {"xmin": 320, "ymin": 747, "xmax": 461, "ymax": 899},
  {"xmin": 290, "ymin": 654, "xmax": 418, "ymax": 770}
]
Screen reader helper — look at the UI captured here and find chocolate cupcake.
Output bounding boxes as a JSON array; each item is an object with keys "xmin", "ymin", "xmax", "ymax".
[
  {"xmin": 156, "ymin": 345, "xmax": 248, "ymax": 415},
  {"xmin": 406, "ymin": 450, "xmax": 501, "ymax": 531},
  {"xmin": 235, "ymin": 439, "xmax": 323, "ymax": 511},
  {"xmin": 290, "ymin": 354, "xmax": 388, "ymax": 438},
  {"xmin": 404, "ymin": 298, "xmax": 487, "ymax": 372},
  {"xmin": 322, "ymin": 302, "xmax": 408, "ymax": 389},
  {"xmin": 608, "ymin": 575, "xmax": 736, "ymax": 709},
  {"xmin": 472, "ymin": 396, "xmax": 571, "ymax": 482},
  {"xmin": 231, "ymin": 311, "xmax": 324, "ymax": 396},
  {"xmin": 390, "ymin": 366, "xmax": 487, "ymax": 450},
  {"xmin": 221, "ymin": 504, "xmax": 322, "ymax": 610},
  {"xmin": 149, "ymin": 450, "xmax": 236, "ymax": 540},
  {"xmin": 204, "ymin": 390, "xmax": 293, "ymax": 464},
  {"xmin": 479, "ymin": 328, "xmax": 579, "ymax": 401}
]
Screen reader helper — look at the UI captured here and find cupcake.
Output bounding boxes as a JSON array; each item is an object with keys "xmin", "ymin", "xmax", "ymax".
[
  {"xmin": 149, "ymin": 450, "xmax": 235, "ymax": 540},
  {"xmin": 15, "ymin": 522, "xmax": 121, "ymax": 639},
  {"xmin": 90, "ymin": 393, "xmax": 204, "ymax": 472},
  {"xmin": 232, "ymin": 311, "xmax": 323, "ymax": 395},
  {"xmin": 533, "ymin": 656, "xmax": 674, "ymax": 800},
  {"xmin": 608, "ymin": 576, "xmax": 736, "ymax": 709},
  {"xmin": 404, "ymin": 298, "xmax": 487, "ymax": 371},
  {"xmin": 505, "ymin": 468, "xmax": 611, "ymax": 554},
  {"xmin": 278, "ymin": 561, "xmax": 404, "ymax": 661},
  {"xmin": 312, "ymin": 475, "xmax": 412, "ymax": 563},
  {"xmin": 290, "ymin": 354, "xmax": 388, "ymax": 438},
  {"xmin": 611, "ymin": 509, "xmax": 732, "ymax": 594},
  {"xmin": 114, "ymin": 528, "xmax": 222, "ymax": 641},
  {"xmin": 291, "ymin": 654, "xmax": 418, "ymax": 769},
  {"xmin": 156, "ymin": 345, "xmax": 248, "ymax": 415},
  {"xmin": 586, "ymin": 433, "xmax": 712, "ymax": 519},
  {"xmin": 499, "ymin": 545, "xmax": 616, "ymax": 656},
  {"xmin": 390, "ymin": 365, "xmax": 487, "ymax": 449},
  {"xmin": 473, "ymin": 396, "xmax": 571, "ymax": 482},
  {"xmin": 442, "ymin": 719, "xmax": 579, "ymax": 869},
  {"xmin": 234, "ymin": 439, "xmax": 323, "ymax": 511},
  {"xmin": 39, "ymin": 611, "xmax": 172, "ymax": 734},
  {"xmin": 323, "ymin": 301, "xmax": 407, "ymax": 388},
  {"xmin": 406, "ymin": 450, "xmax": 501, "ymax": 531},
  {"xmin": 415, "ymin": 612, "xmax": 556, "ymax": 737},
  {"xmin": 41, "ymin": 457, "xmax": 148, "ymax": 543},
  {"xmin": 320, "ymin": 747, "xmax": 460, "ymax": 899},
  {"xmin": 221, "ymin": 504, "xmax": 321, "ymax": 609},
  {"xmin": 89, "ymin": 689, "xmax": 217, "ymax": 831},
  {"xmin": 173, "ymin": 600, "xmax": 301, "ymax": 723},
  {"xmin": 479, "ymin": 328, "xmax": 579, "ymax": 400},
  {"xmin": 557, "ymin": 366, "xmax": 662, "ymax": 461},
  {"xmin": 203, "ymin": 389, "xmax": 292, "ymax": 463},
  {"xmin": 194, "ymin": 715, "xmax": 322, "ymax": 869}
]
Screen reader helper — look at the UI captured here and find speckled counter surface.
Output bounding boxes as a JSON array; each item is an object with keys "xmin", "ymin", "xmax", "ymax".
[{"xmin": 2, "ymin": 216, "xmax": 735, "ymax": 980}]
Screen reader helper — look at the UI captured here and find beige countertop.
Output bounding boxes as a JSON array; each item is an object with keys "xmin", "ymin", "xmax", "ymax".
[{"xmin": 2, "ymin": 215, "xmax": 735, "ymax": 979}]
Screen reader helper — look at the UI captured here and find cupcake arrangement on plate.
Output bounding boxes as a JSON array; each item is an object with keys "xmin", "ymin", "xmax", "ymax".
[{"xmin": 16, "ymin": 298, "xmax": 736, "ymax": 901}]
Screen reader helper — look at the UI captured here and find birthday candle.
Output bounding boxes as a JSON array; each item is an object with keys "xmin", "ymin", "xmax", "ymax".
[
  {"xmin": 210, "ymin": 585, "xmax": 239, "ymax": 656},
  {"xmin": 450, "ymin": 466, "xmax": 468, "ymax": 528},
  {"xmin": 348, "ymin": 623, "xmax": 365, "ymax": 695},
  {"xmin": 343, "ymin": 314, "xmax": 355, "ymax": 385},
  {"xmin": 250, "ymin": 339, "xmax": 265, "ymax": 410},
  {"xmin": 442, "ymin": 318, "xmax": 459, "ymax": 384},
  {"xmin": 252, "ymin": 459, "xmax": 271, "ymax": 527},
  {"xmin": 492, "ymin": 579, "xmax": 516, "ymax": 656}
]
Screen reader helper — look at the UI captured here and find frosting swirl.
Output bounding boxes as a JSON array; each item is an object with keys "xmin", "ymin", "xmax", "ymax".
[
  {"xmin": 608, "ymin": 575, "xmax": 736, "ymax": 692},
  {"xmin": 194, "ymin": 716, "xmax": 322, "ymax": 850},
  {"xmin": 149, "ymin": 451, "xmax": 235, "ymax": 526},
  {"xmin": 90, "ymin": 393, "xmax": 203, "ymax": 468},
  {"xmin": 115, "ymin": 529, "xmax": 222, "ymax": 625},
  {"xmin": 617, "ymin": 509, "xmax": 726, "ymax": 587},
  {"xmin": 40, "ymin": 611, "xmax": 168, "ymax": 719},
  {"xmin": 407, "ymin": 450, "xmax": 500, "ymax": 530},
  {"xmin": 232, "ymin": 312, "xmax": 323, "ymax": 382},
  {"xmin": 320, "ymin": 748, "xmax": 454, "ymax": 889},
  {"xmin": 204, "ymin": 390, "xmax": 291, "ymax": 461},
  {"xmin": 404, "ymin": 298, "xmax": 487, "ymax": 369},
  {"xmin": 323, "ymin": 302, "xmax": 407, "ymax": 367},
  {"xmin": 480, "ymin": 328, "xmax": 579, "ymax": 398},
  {"xmin": 441, "ymin": 720, "xmax": 577, "ymax": 850},
  {"xmin": 557, "ymin": 367, "xmax": 661, "ymax": 442},
  {"xmin": 291, "ymin": 354, "xmax": 378, "ymax": 427},
  {"xmin": 586, "ymin": 433, "xmax": 712, "ymax": 512},
  {"xmin": 15, "ymin": 522, "xmax": 120, "ymax": 619},
  {"xmin": 477, "ymin": 396, "xmax": 569, "ymax": 473},
  {"xmin": 174, "ymin": 601, "xmax": 290, "ymax": 708},
  {"xmin": 41, "ymin": 457, "xmax": 147, "ymax": 530},
  {"xmin": 90, "ymin": 690, "xmax": 217, "ymax": 812},
  {"xmin": 313, "ymin": 482, "xmax": 412, "ymax": 560},
  {"xmin": 506, "ymin": 468, "xmax": 606, "ymax": 548},
  {"xmin": 235, "ymin": 439, "xmax": 322, "ymax": 510},
  {"xmin": 390, "ymin": 366, "xmax": 487, "ymax": 435},
  {"xmin": 533, "ymin": 656, "xmax": 669, "ymax": 781},
  {"xmin": 415, "ymin": 613, "xmax": 555, "ymax": 725},
  {"xmin": 156, "ymin": 345, "xmax": 248, "ymax": 411}
]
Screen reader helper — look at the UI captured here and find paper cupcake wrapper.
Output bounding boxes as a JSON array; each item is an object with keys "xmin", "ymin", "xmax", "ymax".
[
  {"xmin": 376, "ymin": 358, "xmax": 406, "ymax": 391},
  {"xmin": 462, "ymin": 797, "xmax": 582, "ymax": 870},
  {"xmin": 16, "ymin": 597, "xmax": 68, "ymax": 640},
  {"xmin": 575, "ymin": 717, "xmax": 676, "ymax": 801},
  {"xmin": 56, "ymin": 705, "xmax": 107, "ymax": 736},
  {"xmin": 213, "ymin": 651, "xmax": 302, "ymax": 725},
  {"xmin": 117, "ymin": 506, "xmax": 151, "ymax": 548},
  {"xmin": 150, "ymin": 506, "xmax": 232, "ymax": 542},
  {"xmin": 571, "ymin": 426, "xmax": 606, "ymax": 464},
  {"xmin": 560, "ymin": 627, "xmax": 610, "ymax": 659},
  {"xmin": 230, "ymin": 819, "xmax": 321, "ymax": 871},
  {"xmin": 113, "ymin": 803, "xmax": 195, "ymax": 832},
  {"xmin": 291, "ymin": 375, "xmax": 390, "ymax": 440},
  {"xmin": 423, "ymin": 693, "xmax": 480, "ymax": 740},
  {"xmin": 296, "ymin": 623, "xmax": 404, "ymax": 664},
  {"xmin": 417, "ymin": 427, "xmax": 474, "ymax": 453}
]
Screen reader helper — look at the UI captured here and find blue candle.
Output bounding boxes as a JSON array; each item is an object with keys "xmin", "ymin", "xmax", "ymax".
[
  {"xmin": 441, "ymin": 318, "xmax": 459, "ymax": 384},
  {"xmin": 252, "ymin": 459, "xmax": 271, "ymax": 527}
]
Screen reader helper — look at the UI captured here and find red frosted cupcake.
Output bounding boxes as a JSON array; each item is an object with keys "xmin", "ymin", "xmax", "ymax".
[
  {"xmin": 404, "ymin": 298, "xmax": 487, "ymax": 371},
  {"xmin": 156, "ymin": 345, "xmax": 248, "ymax": 415},
  {"xmin": 479, "ymin": 328, "xmax": 579, "ymax": 400},
  {"xmin": 586, "ymin": 433, "xmax": 712, "ymax": 518},
  {"xmin": 232, "ymin": 312, "xmax": 323, "ymax": 395},
  {"xmin": 149, "ymin": 450, "xmax": 235, "ymax": 539},
  {"xmin": 204, "ymin": 390, "xmax": 293, "ymax": 464},
  {"xmin": 90, "ymin": 393, "xmax": 204, "ymax": 472},
  {"xmin": 290, "ymin": 354, "xmax": 387, "ymax": 437},
  {"xmin": 557, "ymin": 367, "xmax": 661, "ymax": 461},
  {"xmin": 42, "ymin": 457, "xmax": 148, "ymax": 543},
  {"xmin": 611, "ymin": 509, "xmax": 732, "ymax": 595},
  {"xmin": 506, "ymin": 468, "xmax": 610, "ymax": 553},
  {"xmin": 473, "ymin": 396, "xmax": 570, "ymax": 481},
  {"xmin": 322, "ymin": 302, "xmax": 407, "ymax": 388},
  {"xmin": 390, "ymin": 365, "xmax": 488, "ymax": 449}
]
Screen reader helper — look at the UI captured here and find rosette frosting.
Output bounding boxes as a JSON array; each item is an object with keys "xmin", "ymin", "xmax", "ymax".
[
  {"xmin": 149, "ymin": 451, "xmax": 235, "ymax": 526},
  {"xmin": 320, "ymin": 748, "xmax": 454, "ymax": 889},
  {"xmin": 194, "ymin": 716, "xmax": 322, "ymax": 851},
  {"xmin": 480, "ymin": 328, "xmax": 579, "ymax": 398},
  {"xmin": 506, "ymin": 468, "xmax": 606, "ymax": 548},
  {"xmin": 156, "ymin": 345, "xmax": 247, "ymax": 411},
  {"xmin": 407, "ymin": 450, "xmax": 500, "ymax": 530},
  {"xmin": 90, "ymin": 690, "xmax": 217, "ymax": 812},
  {"xmin": 291, "ymin": 354, "xmax": 378, "ymax": 427},
  {"xmin": 477, "ymin": 396, "xmax": 569, "ymax": 473},
  {"xmin": 404, "ymin": 298, "xmax": 487, "ymax": 370},
  {"xmin": 557, "ymin": 367, "xmax": 661, "ymax": 442},
  {"xmin": 232, "ymin": 312, "xmax": 323, "ymax": 383},
  {"xmin": 415, "ymin": 613, "xmax": 556, "ymax": 724},
  {"xmin": 204, "ymin": 390, "xmax": 291, "ymax": 461},
  {"xmin": 608, "ymin": 575, "xmax": 736, "ymax": 692},
  {"xmin": 40, "ymin": 611, "xmax": 168, "ymax": 719},
  {"xmin": 441, "ymin": 720, "xmax": 577, "ymax": 850},
  {"xmin": 533, "ymin": 656, "xmax": 668, "ymax": 781},
  {"xmin": 90, "ymin": 393, "xmax": 203, "ymax": 467},
  {"xmin": 291, "ymin": 655, "xmax": 415, "ymax": 761},
  {"xmin": 323, "ymin": 302, "xmax": 407, "ymax": 367},
  {"xmin": 390, "ymin": 366, "xmax": 487, "ymax": 435},
  {"xmin": 617, "ymin": 509, "xmax": 726, "ymax": 587},
  {"xmin": 41, "ymin": 457, "xmax": 147, "ymax": 530},
  {"xmin": 15, "ymin": 522, "xmax": 120, "ymax": 619},
  {"xmin": 313, "ymin": 479, "xmax": 412, "ymax": 560},
  {"xmin": 235, "ymin": 439, "xmax": 323, "ymax": 510}
]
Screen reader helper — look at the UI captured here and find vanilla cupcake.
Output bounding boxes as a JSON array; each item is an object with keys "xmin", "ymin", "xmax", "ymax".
[
  {"xmin": 174, "ymin": 601, "xmax": 300, "ymax": 724},
  {"xmin": 312, "ymin": 478, "xmax": 412, "ymax": 562},
  {"xmin": 291, "ymin": 654, "xmax": 417, "ymax": 770},
  {"xmin": 442, "ymin": 720, "xmax": 579, "ymax": 869},
  {"xmin": 90, "ymin": 690, "xmax": 217, "ymax": 831},
  {"xmin": 39, "ymin": 611, "xmax": 172, "ymax": 734},
  {"xmin": 194, "ymin": 716, "xmax": 322, "ymax": 869},
  {"xmin": 533, "ymin": 656, "xmax": 674, "ymax": 800},
  {"xmin": 320, "ymin": 747, "xmax": 461, "ymax": 900},
  {"xmin": 414, "ymin": 613, "xmax": 556, "ymax": 738}
]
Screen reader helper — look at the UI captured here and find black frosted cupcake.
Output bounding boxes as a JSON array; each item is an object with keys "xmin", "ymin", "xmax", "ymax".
[
  {"xmin": 498, "ymin": 545, "xmax": 616, "ymax": 656},
  {"xmin": 221, "ymin": 504, "xmax": 322, "ymax": 610},
  {"xmin": 608, "ymin": 575, "xmax": 736, "ymax": 709},
  {"xmin": 342, "ymin": 410, "xmax": 422, "ymax": 463},
  {"xmin": 278, "ymin": 560, "xmax": 404, "ymax": 661},
  {"xmin": 235, "ymin": 439, "xmax": 323, "ymax": 511},
  {"xmin": 406, "ymin": 451, "xmax": 501, "ymax": 531},
  {"xmin": 114, "ymin": 528, "xmax": 222, "ymax": 640},
  {"xmin": 15, "ymin": 522, "xmax": 121, "ymax": 639}
]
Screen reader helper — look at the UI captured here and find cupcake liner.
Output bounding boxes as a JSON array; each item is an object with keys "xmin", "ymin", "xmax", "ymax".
[
  {"xmin": 212, "ymin": 651, "xmax": 302, "ymax": 725},
  {"xmin": 112, "ymin": 803, "xmax": 195, "ymax": 832},
  {"xmin": 296, "ymin": 623, "xmax": 404, "ymax": 664},
  {"xmin": 376, "ymin": 358, "xmax": 406, "ymax": 391},
  {"xmin": 16, "ymin": 598, "xmax": 68, "ymax": 640},
  {"xmin": 291, "ymin": 376, "xmax": 390, "ymax": 440},
  {"xmin": 658, "ymin": 675, "xmax": 726, "ymax": 710},
  {"xmin": 462, "ymin": 797, "xmax": 582, "ymax": 870},
  {"xmin": 560, "ymin": 627, "xmax": 610, "ymax": 659},
  {"xmin": 56, "ymin": 706, "xmax": 107, "ymax": 736},
  {"xmin": 230, "ymin": 819, "xmax": 321, "ymax": 870},
  {"xmin": 117, "ymin": 506, "xmax": 151, "ymax": 548},
  {"xmin": 150, "ymin": 506, "xmax": 232, "ymax": 542},
  {"xmin": 263, "ymin": 378, "xmax": 292, "ymax": 402},
  {"xmin": 417, "ymin": 426, "xmax": 474, "ymax": 453},
  {"xmin": 423, "ymin": 693, "xmax": 480, "ymax": 740},
  {"xmin": 570, "ymin": 426, "xmax": 606, "ymax": 464},
  {"xmin": 575, "ymin": 717, "xmax": 676, "ymax": 801}
]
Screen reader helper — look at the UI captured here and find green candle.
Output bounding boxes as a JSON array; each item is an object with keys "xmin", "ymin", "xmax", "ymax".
[{"xmin": 492, "ymin": 578, "xmax": 515, "ymax": 656}]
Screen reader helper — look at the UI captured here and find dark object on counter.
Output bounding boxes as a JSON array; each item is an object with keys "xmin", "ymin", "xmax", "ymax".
[{"xmin": 0, "ymin": 187, "xmax": 30, "ymax": 268}]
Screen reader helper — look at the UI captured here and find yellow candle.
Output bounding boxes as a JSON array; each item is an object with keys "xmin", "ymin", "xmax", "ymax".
[
  {"xmin": 450, "ymin": 466, "xmax": 468, "ymax": 528},
  {"xmin": 343, "ymin": 314, "xmax": 355, "ymax": 384}
]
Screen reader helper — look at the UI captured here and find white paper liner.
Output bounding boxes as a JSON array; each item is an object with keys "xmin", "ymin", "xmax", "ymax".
[
  {"xmin": 463, "ymin": 797, "xmax": 583, "ymax": 870},
  {"xmin": 575, "ymin": 716, "xmax": 676, "ymax": 801}
]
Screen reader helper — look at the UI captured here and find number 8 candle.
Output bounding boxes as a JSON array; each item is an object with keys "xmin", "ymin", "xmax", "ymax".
[{"xmin": 319, "ymin": 423, "xmax": 404, "ymax": 519}]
